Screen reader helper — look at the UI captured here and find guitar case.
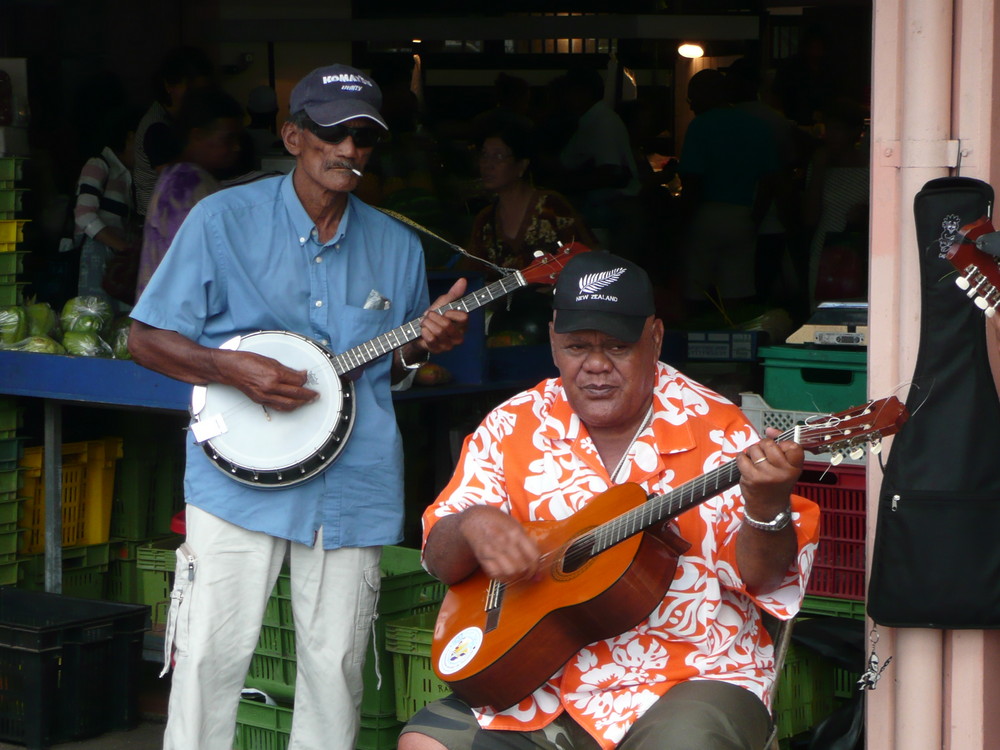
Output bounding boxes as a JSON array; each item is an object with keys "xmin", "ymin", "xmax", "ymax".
[{"xmin": 868, "ymin": 177, "xmax": 1000, "ymax": 628}]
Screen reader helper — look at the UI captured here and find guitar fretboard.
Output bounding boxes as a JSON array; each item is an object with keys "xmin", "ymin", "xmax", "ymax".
[
  {"xmin": 566, "ymin": 426, "xmax": 798, "ymax": 567},
  {"xmin": 331, "ymin": 271, "xmax": 527, "ymax": 376}
]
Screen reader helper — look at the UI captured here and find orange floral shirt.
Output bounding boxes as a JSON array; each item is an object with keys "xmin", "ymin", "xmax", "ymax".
[{"xmin": 423, "ymin": 363, "xmax": 820, "ymax": 749}]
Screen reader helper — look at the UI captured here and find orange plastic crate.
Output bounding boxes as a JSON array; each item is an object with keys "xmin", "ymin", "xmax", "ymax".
[
  {"xmin": 18, "ymin": 438, "xmax": 123, "ymax": 553},
  {"xmin": 794, "ymin": 462, "xmax": 866, "ymax": 600}
]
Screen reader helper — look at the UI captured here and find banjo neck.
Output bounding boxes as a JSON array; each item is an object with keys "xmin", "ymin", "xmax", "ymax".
[{"xmin": 332, "ymin": 271, "xmax": 528, "ymax": 376}]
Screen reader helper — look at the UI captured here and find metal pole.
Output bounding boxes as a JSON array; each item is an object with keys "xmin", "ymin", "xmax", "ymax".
[{"xmin": 43, "ymin": 400, "xmax": 62, "ymax": 593}]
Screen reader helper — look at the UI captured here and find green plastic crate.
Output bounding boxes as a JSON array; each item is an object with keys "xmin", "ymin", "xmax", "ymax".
[
  {"xmin": 0, "ymin": 250, "xmax": 24, "ymax": 275},
  {"xmin": 0, "ymin": 157, "xmax": 25, "ymax": 184},
  {"xmin": 759, "ymin": 346, "xmax": 867, "ymax": 413},
  {"xmin": 19, "ymin": 543, "xmax": 111, "ymax": 599},
  {"xmin": 233, "ymin": 700, "xmax": 403, "ymax": 750},
  {"xmin": 385, "ymin": 610, "xmax": 451, "ymax": 721},
  {"xmin": 233, "ymin": 699, "xmax": 294, "ymax": 750},
  {"xmin": 800, "ymin": 595, "xmax": 867, "ymax": 621},
  {"xmin": 0, "ymin": 189, "xmax": 25, "ymax": 214},
  {"xmin": 772, "ymin": 641, "xmax": 838, "ymax": 741},
  {"xmin": 0, "ymin": 495, "xmax": 21, "ymax": 525}
]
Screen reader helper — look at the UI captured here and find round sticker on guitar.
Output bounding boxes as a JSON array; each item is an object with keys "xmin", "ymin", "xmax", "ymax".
[{"xmin": 438, "ymin": 627, "xmax": 483, "ymax": 676}]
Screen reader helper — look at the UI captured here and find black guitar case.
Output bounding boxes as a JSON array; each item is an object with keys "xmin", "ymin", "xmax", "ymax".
[{"xmin": 867, "ymin": 177, "xmax": 1000, "ymax": 628}]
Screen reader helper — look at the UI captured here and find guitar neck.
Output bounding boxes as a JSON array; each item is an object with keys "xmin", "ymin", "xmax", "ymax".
[
  {"xmin": 588, "ymin": 427, "xmax": 797, "ymax": 556},
  {"xmin": 331, "ymin": 271, "xmax": 527, "ymax": 376}
]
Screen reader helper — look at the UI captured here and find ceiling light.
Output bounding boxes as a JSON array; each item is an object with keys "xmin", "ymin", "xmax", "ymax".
[{"xmin": 678, "ymin": 43, "xmax": 704, "ymax": 59}]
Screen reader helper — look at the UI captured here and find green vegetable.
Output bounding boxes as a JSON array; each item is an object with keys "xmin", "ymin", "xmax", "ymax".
[
  {"xmin": 3, "ymin": 335, "xmax": 66, "ymax": 354},
  {"xmin": 61, "ymin": 296, "xmax": 113, "ymax": 335},
  {"xmin": 0, "ymin": 306, "xmax": 27, "ymax": 344},
  {"xmin": 110, "ymin": 317, "xmax": 131, "ymax": 359},
  {"xmin": 24, "ymin": 302, "xmax": 60, "ymax": 338},
  {"xmin": 62, "ymin": 331, "xmax": 113, "ymax": 358}
]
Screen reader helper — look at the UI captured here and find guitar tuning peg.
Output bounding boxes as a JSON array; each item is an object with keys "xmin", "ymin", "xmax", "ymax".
[
  {"xmin": 956, "ymin": 275, "xmax": 972, "ymax": 290},
  {"xmin": 830, "ymin": 452, "xmax": 844, "ymax": 466},
  {"xmin": 975, "ymin": 296, "xmax": 990, "ymax": 311},
  {"xmin": 533, "ymin": 250, "xmax": 544, "ymax": 258},
  {"xmin": 849, "ymin": 445, "xmax": 865, "ymax": 460},
  {"xmin": 871, "ymin": 438, "xmax": 883, "ymax": 455},
  {"xmin": 987, "ymin": 305, "xmax": 998, "ymax": 318}
]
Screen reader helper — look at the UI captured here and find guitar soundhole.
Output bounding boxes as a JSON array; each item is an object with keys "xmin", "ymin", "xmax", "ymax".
[{"xmin": 561, "ymin": 537, "xmax": 596, "ymax": 575}]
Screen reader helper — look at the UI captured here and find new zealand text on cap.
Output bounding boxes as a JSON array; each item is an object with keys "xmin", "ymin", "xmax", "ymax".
[
  {"xmin": 553, "ymin": 252, "xmax": 655, "ymax": 342},
  {"xmin": 289, "ymin": 64, "xmax": 388, "ymax": 130}
]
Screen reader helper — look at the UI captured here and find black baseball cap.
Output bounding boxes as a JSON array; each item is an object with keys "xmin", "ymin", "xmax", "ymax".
[
  {"xmin": 289, "ymin": 64, "xmax": 388, "ymax": 130},
  {"xmin": 553, "ymin": 252, "xmax": 655, "ymax": 342}
]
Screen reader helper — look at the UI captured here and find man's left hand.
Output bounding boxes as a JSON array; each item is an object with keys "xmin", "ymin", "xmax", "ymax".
[
  {"xmin": 737, "ymin": 429, "xmax": 804, "ymax": 521},
  {"xmin": 417, "ymin": 277, "xmax": 469, "ymax": 354}
]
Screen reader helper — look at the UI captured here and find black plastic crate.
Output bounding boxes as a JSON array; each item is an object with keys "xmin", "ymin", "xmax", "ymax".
[{"xmin": 0, "ymin": 587, "xmax": 148, "ymax": 749}]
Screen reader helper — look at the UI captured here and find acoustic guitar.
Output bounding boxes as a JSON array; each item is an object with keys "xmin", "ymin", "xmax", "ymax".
[
  {"xmin": 946, "ymin": 215, "xmax": 1000, "ymax": 316},
  {"xmin": 432, "ymin": 396, "xmax": 909, "ymax": 711}
]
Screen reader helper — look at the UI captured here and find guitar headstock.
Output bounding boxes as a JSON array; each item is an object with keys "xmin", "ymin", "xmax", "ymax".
[
  {"xmin": 793, "ymin": 396, "xmax": 909, "ymax": 464},
  {"xmin": 518, "ymin": 242, "xmax": 593, "ymax": 286},
  {"xmin": 946, "ymin": 216, "xmax": 1000, "ymax": 316}
]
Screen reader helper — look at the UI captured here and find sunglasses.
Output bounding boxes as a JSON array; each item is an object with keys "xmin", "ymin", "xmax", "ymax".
[{"xmin": 304, "ymin": 120, "xmax": 387, "ymax": 148}]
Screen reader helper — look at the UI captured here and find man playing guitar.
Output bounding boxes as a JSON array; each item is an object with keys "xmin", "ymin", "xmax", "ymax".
[{"xmin": 401, "ymin": 252, "xmax": 820, "ymax": 750}]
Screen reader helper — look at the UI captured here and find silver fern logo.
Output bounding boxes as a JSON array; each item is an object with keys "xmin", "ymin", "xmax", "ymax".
[{"xmin": 577, "ymin": 268, "xmax": 625, "ymax": 302}]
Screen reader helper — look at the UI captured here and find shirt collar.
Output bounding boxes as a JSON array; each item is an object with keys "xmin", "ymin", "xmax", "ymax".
[{"xmin": 281, "ymin": 169, "xmax": 355, "ymax": 248}]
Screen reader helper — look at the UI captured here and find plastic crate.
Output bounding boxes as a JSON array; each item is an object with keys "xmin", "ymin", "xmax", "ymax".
[
  {"xmin": 243, "ymin": 545, "xmax": 447, "ymax": 716},
  {"xmin": 135, "ymin": 535, "xmax": 183, "ymax": 628},
  {"xmin": 0, "ymin": 157, "xmax": 25, "ymax": 184},
  {"xmin": 0, "ymin": 521, "xmax": 21, "ymax": 559},
  {"xmin": 685, "ymin": 330, "xmax": 763, "ymax": 361},
  {"xmin": 772, "ymin": 640, "xmax": 838, "ymax": 741},
  {"xmin": 0, "ymin": 398, "xmax": 23, "ymax": 439},
  {"xmin": 0, "ymin": 189, "xmax": 25, "ymax": 214},
  {"xmin": 794, "ymin": 462, "xmax": 866, "ymax": 600},
  {"xmin": 0, "ymin": 250, "xmax": 24, "ymax": 276},
  {"xmin": 739, "ymin": 393, "xmax": 866, "ymax": 466},
  {"xmin": 0, "ymin": 282, "xmax": 25, "ymax": 306},
  {"xmin": 0, "ymin": 219, "xmax": 28, "ymax": 244},
  {"xmin": 0, "ymin": 588, "xmax": 148, "ymax": 749},
  {"xmin": 800, "ymin": 595, "xmax": 867, "ymax": 621},
  {"xmin": 18, "ymin": 437, "xmax": 123, "ymax": 553},
  {"xmin": 232, "ymin": 700, "xmax": 403, "ymax": 750},
  {"xmin": 758, "ymin": 345, "xmax": 867, "ymax": 413},
  {"xmin": 233, "ymin": 699, "xmax": 293, "ymax": 750},
  {"xmin": 385, "ymin": 610, "xmax": 451, "ymax": 721},
  {"xmin": 19, "ymin": 543, "xmax": 111, "ymax": 599}
]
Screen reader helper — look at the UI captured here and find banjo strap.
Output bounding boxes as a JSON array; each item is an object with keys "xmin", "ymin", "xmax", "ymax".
[{"xmin": 373, "ymin": 206, "xmax": 517, "ymax": 278}]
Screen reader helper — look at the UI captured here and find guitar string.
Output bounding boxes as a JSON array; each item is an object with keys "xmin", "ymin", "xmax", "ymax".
[{"xmin": 561, "ymin": 398, "xmax": 894, "ymax": 569}]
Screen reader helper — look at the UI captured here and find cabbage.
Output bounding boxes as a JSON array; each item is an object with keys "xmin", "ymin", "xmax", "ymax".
[
  {"xmin": 2, "ymin": 335, "xmax": 66, "ymax": 354},
  {"xmin": 109, "ymin": 317, "xmax": 131, "ymax": 359},
  {"xmin": 24, "ymin": 302, "xmax": 61, "ymax": 338},
  {"xmin": 61, "ymin": 296, "xmax": 113, "ymax": 335},
  {"xmin": 62, "ymin": 330, "xmax": 113, "ymax": 358},
  {"xmin": 0, "ymin": 306, "xmax": 27, "ymax": 344}
]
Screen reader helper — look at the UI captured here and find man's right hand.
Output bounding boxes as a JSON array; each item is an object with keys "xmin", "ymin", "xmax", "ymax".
[
  {"xmin": 212, "ymin": 349, "xmax": 318, "ymax": 411},
  {"xmin": 456, "ymin": 506, "xmax": 541, "ymax": 585},
  {"xmin": 129, "ymin": 320, "xmax": 319, "ymax": 411}
]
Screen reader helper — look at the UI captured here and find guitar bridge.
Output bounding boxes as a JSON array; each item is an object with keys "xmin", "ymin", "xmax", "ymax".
[{"xmin": 484, "ymin": 579, "xmax": 504, "ymax": 632}]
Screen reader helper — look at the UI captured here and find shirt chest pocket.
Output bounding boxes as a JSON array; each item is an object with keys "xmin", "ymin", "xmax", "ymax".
[{"xmin": 334, "ymin": 304, "xmax": 395, "ymax": 352}]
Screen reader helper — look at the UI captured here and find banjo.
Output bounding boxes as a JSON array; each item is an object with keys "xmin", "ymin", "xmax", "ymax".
[{"xmin": 189, "ymin": 243, "xmax": 589, "ymax": 488}]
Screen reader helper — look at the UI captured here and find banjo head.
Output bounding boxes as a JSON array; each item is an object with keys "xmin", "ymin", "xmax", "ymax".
[{"xmin": 191, "ymin": 331, "xmax": 355, "ymax": 488}]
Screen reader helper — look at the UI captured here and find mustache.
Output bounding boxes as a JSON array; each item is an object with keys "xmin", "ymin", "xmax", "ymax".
[{"xmin": 325, "ymin": 160, "xmax": 363, "ymax": 176}]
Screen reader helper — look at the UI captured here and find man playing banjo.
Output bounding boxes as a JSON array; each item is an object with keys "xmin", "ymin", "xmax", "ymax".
[{"xmin": 128, "ymin": 64, "xmax": 468, "ymax": 750}]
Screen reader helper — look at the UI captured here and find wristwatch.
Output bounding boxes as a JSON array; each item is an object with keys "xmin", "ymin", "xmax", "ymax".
[
  {"xmin": 399, "ymin": 345, "xmax": 430, "ymax": 371},
  {"xmin": 742, "ymin": 506, "xmax": 792, "ymax": 532}
]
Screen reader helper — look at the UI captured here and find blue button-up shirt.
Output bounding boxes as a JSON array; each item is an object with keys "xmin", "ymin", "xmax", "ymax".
[{"xmin": 130, "ymin": 173, "xmax": 429, "ymax": 548}]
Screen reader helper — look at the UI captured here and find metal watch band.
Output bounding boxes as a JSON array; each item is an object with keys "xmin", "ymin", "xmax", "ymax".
[
  {"xmin": 399, "ymin": 345, "xmax": 429, "ymax": 371},
  {"xmin": 742, "ymin": 506, "xmax": 792, "ymax": 532}
]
